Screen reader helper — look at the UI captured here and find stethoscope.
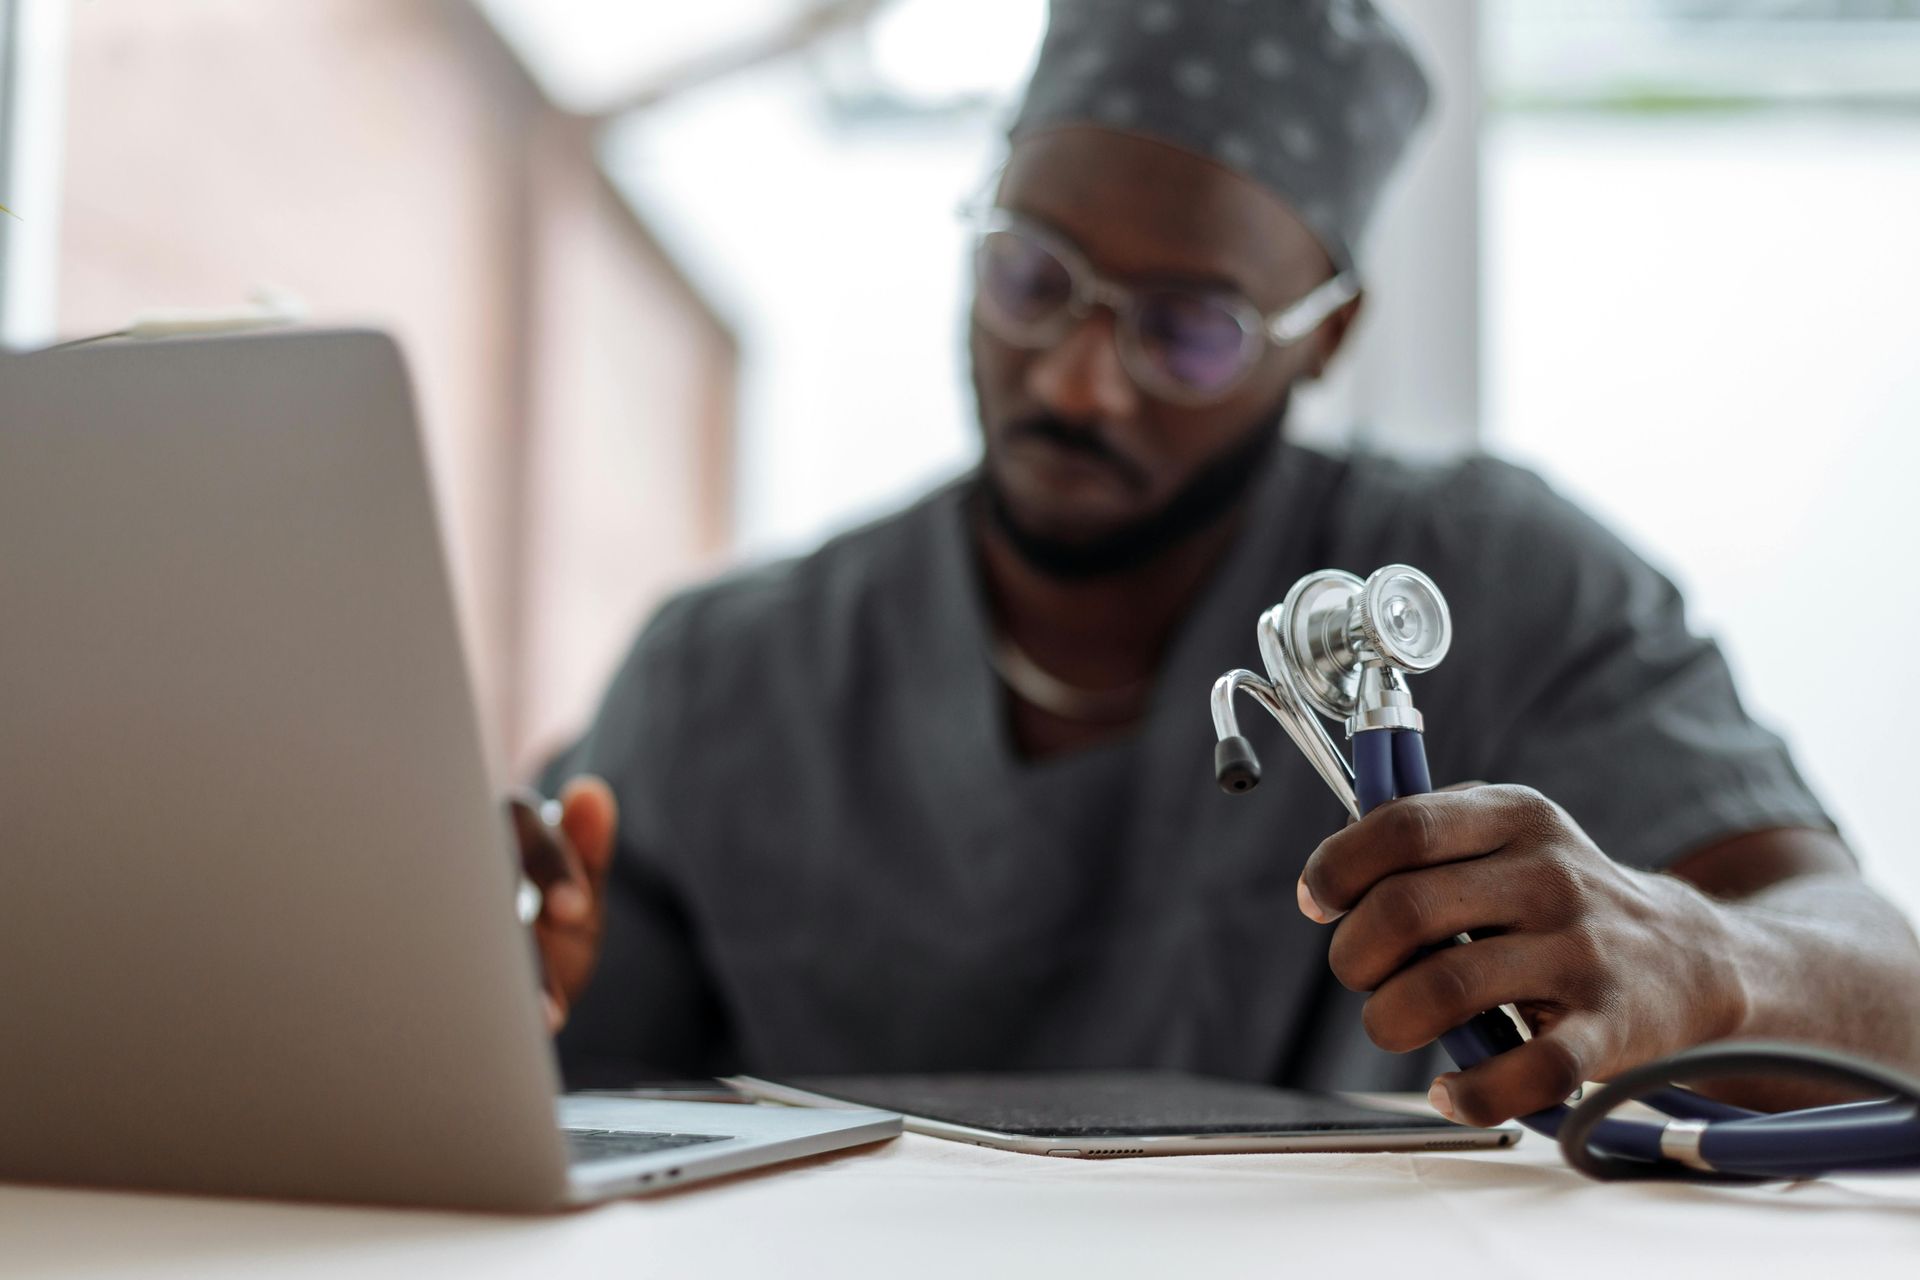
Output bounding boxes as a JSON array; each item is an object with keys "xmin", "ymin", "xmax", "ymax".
[{"xmin": 1210, "ymin": 564, "xmax": 1920, "ymax": 1181}]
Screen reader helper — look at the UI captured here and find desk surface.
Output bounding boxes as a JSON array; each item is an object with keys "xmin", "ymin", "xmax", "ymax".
[{"xmin": 5, "ymin": 1103, "xmax": 1918, "ymax": 1279}]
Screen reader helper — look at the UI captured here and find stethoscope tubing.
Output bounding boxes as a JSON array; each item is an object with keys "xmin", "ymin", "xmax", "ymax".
[
  {"xmin": 1555, "ymin": 1043, "xmax": 1920, "ymax": 1181},
  {"xmin": 1347, "ymin": 726, "xmax": 1920, "ymax": 1180}
]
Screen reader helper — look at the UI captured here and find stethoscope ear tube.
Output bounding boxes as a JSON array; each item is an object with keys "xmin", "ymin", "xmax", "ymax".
[{"xmin": 1351, "ymin": 727, "xmax": 1433, "ymax": 814}]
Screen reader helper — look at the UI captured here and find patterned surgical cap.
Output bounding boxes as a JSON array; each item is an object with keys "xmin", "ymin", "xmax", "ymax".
[{"xmin": 1008, "ymin": 0, "xmax": 1433, "ymax": 273}]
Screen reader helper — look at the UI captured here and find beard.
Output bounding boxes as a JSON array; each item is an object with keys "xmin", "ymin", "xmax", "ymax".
[{"xmin": 978, "ymin": 403, "xmax": 1285, "ymax": 581}]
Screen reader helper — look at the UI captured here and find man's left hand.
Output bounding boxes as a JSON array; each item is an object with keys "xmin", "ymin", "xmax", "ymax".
[{"xmin": 1296, "ymin": 783, "xmax": 1745, "ymax": 1127}]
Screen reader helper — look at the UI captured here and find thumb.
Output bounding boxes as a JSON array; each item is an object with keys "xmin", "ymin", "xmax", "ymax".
[
  {"xmin": 1431, "ymin": 1010, "xmax": 1609, "ymax": 1127},
  {"xmin": 558, "ymin": 775, "xmax": 618, "ymax": 881}
]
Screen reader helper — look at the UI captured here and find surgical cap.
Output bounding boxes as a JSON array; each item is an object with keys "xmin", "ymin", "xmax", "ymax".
[{"xmin": 1008, "ymin": 0, "xmax": 1433, "ymax": 272}]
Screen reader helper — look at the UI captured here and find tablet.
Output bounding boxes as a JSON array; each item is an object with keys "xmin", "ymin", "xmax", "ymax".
[{"xmin": 727, "ymin": 1070, "xmax": 1518, "ymax": 1157}]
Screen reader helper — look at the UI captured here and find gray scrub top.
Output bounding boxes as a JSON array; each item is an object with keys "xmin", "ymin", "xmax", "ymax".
[{"xmin": 542, "ymin": 443, "xmax": 1832, "ymax": 1091}]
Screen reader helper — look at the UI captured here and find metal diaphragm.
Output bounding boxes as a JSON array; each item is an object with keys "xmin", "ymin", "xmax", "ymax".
[{"xmin": 1358, "ymin": 565, "xmax": 1451, "ymax": 673}]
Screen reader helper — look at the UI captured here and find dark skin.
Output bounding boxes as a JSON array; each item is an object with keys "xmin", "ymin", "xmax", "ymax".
[
  {"xmin": 1303, "ymin": 789, "xmax": 1920, "ymax": 1119},
  {"xmin": 522, "ymin": 126, "xmax": 1920, "ymax": 1122},
  {"xmin": 969, "ymin": 129, "xmax": 1354, "ymax": 757}
]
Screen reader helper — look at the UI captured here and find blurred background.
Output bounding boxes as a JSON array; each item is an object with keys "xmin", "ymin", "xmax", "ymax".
[{"xmin": 2, "ymin": 0, "xmax": 1916, "ymax": 916}]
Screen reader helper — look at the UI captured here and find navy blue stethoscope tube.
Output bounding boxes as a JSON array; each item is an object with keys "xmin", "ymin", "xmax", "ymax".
[{"xmin": 1349, "ymin": 726, "xmax": 1920, "ymax": 1181}]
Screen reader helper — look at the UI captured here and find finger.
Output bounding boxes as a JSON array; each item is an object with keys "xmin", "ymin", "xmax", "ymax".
[
  {"xmin": 541, "ymin": 989, "xmax": 567, "ymax": 1034},
  {"xmin": 558, "ymin": 775, "xmax": 618, "ymax": 888},
  {"xmin": 1357, "ymin": 934, "xmax": 1544, "ymax": 1053},
  {"xmin": 1328, "ymin": 857, "xmax": 1547, "ymax": 993},
  {"xmin": 1299, "ymin": 784, "xmax": 1563, "ymax": 922},
  {"xmin": 508, "ymin": 794, "xmax": 581, "ymax": 889},
  {"xmin": 507, "ymin": 795, "xmax": 590, "ymax": 924},
  {"xmin": 1428, "ymin": 1010, "xmax": 1611, "ymax": 1128}
]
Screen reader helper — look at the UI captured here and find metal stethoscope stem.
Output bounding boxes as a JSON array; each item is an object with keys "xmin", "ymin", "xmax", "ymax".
[{"xmin": 1210, "ymin": 564, "xmax": 1920, "ymax": 1181}]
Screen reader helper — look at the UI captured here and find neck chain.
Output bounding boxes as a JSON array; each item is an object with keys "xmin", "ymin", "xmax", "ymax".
[{"xmin": 988, "ymin": 633, "xmax": 1151, "ymax": 724}]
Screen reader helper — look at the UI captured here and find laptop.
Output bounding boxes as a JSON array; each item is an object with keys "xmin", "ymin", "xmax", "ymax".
[{"xmin": 0, "ymin": 329, "xmax": 900, "ymax": 1211}]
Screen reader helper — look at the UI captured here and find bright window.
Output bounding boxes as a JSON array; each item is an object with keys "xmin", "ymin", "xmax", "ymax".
[{"xmin": 1485, "ymin": 0, "xmax": 1920, "ymax": 913}]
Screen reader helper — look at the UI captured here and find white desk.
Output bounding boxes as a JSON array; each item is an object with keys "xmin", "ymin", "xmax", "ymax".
[{"xmin": 5, "ymin": 1110, "xmax": 1918, "ymax": 1279}]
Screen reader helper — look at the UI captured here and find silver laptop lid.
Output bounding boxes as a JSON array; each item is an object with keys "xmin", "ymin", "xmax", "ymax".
[{"xmin": 0, "ymin": 330, "xmax": 570, "ymax": 1208}]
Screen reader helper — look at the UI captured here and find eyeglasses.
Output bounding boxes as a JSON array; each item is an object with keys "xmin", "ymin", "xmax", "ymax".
[{"xmin": 969, "ymin": 209, "xmax": 1359, "ymax": 406}]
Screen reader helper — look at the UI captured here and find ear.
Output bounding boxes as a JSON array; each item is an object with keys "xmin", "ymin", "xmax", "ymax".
[{"xmin": 1306, "ymin": 289, "xmax": 1367, "ymax": 380}]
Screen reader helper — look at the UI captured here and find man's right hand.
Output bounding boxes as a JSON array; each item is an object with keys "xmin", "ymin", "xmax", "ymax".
[{"xmin": 507, "ymin": 777, "xmax": 618, "ymax": 1034}]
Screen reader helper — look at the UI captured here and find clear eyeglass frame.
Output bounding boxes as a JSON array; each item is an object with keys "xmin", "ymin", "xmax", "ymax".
[{"xmin": 965, "ymin": 206, "xmax": 1361, "ymax": 406}]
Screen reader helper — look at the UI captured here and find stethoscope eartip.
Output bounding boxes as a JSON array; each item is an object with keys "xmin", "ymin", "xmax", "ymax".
[{"xmin": 1214, "ymin": 735, "xmax": 1262, "ymax": 794}]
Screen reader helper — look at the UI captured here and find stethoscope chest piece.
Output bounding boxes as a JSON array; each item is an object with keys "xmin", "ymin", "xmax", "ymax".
[
  {"xmin": 1271, "ymin": 564, "xmax": 1454, "ymax": 722},
  {"xmin": 1215, "ymin": 563, "xmax": 1453, "ymax": 818},
  {"xmin": 1275, "ymin": 568, "xmax": 1367, "ymax": 724}
]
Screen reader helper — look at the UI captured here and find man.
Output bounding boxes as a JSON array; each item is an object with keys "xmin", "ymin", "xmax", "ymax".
[{"xmin": 521, "ymin": 1, "xmax": 1920, "ymax": 1127}]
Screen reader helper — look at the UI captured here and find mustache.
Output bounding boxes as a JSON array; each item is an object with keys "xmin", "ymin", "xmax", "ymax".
[
  {"xmin": 1006, "ymin": 414, "xmax": 1148, "ymax": 490},
  {"xmin": 982, "ymin": 409, "xmax": 1282, "ymax": 581}
]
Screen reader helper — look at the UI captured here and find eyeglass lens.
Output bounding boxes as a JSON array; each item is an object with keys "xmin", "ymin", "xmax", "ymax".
[{"xmin": 975, "ymin": 227, "xmax": 1257, "ymax": 401}]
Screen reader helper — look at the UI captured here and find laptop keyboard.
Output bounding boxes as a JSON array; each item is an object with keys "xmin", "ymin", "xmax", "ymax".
[{"xmin": 563, "ymin": 1128, "xmax": 731, "ymax": 1165}]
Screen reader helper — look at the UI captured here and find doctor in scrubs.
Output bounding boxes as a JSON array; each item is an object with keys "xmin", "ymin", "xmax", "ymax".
[{"xmin": 516, "ymin": 0, "xmax": 1920, "ymax": 1126}]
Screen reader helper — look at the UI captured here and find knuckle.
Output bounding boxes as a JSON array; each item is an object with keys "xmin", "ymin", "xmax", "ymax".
[
  {"xmin": 1373, "ymin": 876, "xmax": 1435, "ymax": 943},
  {"xmin": 1532, "ymin": 853, "xmax": 1591, "ymax": 924},
  {"xmin": 1366, "ymin": 957, "xmax": 1472, "ymax": 1055},
  {"xmin": 1381, "ymin": 800, "xmax": 1440, "ymax": 858},
  {"xmin": 1532, "ymin": 848, "xmax": 1577, "ymax": 895},
  {"xmin": 1560, "ymin": 921, "xmax": 1604, "ymax": 970},
  {"xmin": 1497, "ymin": 784, "xmax": 1561, "ymax": 834},
  {"xmin": 1419, "ymin": 952, "xmax": 1476, "ymax": 1025},
  {"xmin": 1555, "ymin": 925, "xmax": 1611, "ymax": 1001}
]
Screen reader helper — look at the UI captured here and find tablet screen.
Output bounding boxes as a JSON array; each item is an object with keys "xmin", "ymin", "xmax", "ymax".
[{"xmin": 768, "ymin": 1070, "xmax": 1462, "ymax": 1138}]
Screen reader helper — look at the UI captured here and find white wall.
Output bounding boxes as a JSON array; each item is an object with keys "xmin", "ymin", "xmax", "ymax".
[
  {"xmin": 0, "ymin": 0, "xmax": 66, "ymax": 349},
  {"xmin": 1295, "ymin": 0, "xmax": 1482, "ymax": 459},
  {"xmin": 1487, "ymin": 112, "xmax": 1920, "ymax": 920}
]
